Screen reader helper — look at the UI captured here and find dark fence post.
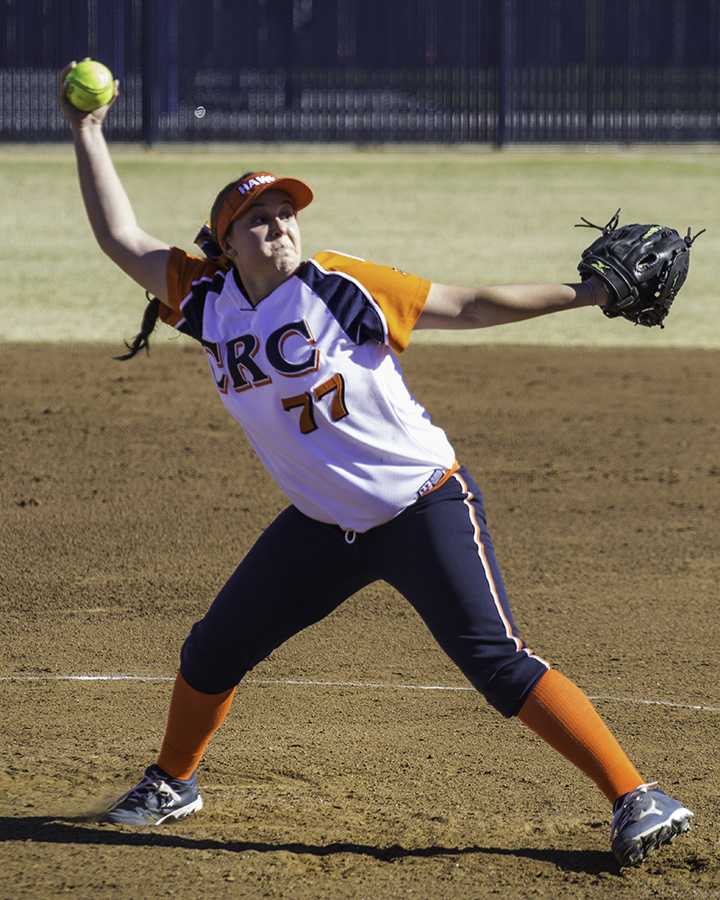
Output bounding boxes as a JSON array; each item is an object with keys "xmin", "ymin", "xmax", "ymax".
[
  {"xmin": 276, "ymin": 0, "xmax": 295, "ymax": 110},
  {"xmin": 585, "ymin": 0, "xmax": 596, "ymax": 141},
  {"xmin": 141, "ymin": 0, "xmax": 158, "ymax": 147},
  {"xmin": 496, "ymin": 0, "xmax": 516, "ymax": 147}
]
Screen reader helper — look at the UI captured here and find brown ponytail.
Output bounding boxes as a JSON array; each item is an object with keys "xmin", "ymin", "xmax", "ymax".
[
  {"xmin": 113, "ymin": 292, "xmax": 161, "ymax": 361},
  {"xmin": 115, "ymin": 176, "xmax": 252, "ymax": 362}
]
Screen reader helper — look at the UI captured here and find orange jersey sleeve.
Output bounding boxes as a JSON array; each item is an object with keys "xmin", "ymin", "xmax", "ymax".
[
  {"xmin": 161, "ymin": 247, "xmax": 225, "ymax": 330},
  {"xmin": 312, "ymin": 250, "xmax": 431, "ymax": 352}
]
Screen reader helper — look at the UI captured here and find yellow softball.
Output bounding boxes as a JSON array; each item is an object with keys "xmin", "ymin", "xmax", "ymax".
[{"xmin": 64, "ymin": 60, "xmax": 115, "ymax": 112}]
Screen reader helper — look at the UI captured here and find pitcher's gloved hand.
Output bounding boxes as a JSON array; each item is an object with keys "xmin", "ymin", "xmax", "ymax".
[{"xmin": 576, "ymin": 209, "xmax": 705, "ymax": 328}]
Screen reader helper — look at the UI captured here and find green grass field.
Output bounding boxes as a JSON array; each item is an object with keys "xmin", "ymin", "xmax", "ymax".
[{"xmin": 2, "ymin": 143, "xmax": 718, "ymax": 347}]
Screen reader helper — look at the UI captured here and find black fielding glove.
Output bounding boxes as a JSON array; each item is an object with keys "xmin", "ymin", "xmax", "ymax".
[{"xmin": 576, "ymin": 209, "xmax": 704, "ymax": 328}]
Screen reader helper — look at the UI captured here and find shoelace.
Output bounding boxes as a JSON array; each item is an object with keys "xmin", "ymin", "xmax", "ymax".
[
  {"xmin": 612, "ymin": 781, "xmax": 660, "ymax": 833},
  {"xmin": 123, "ymin": 775, "xmax": 178, "ymax": 809}
]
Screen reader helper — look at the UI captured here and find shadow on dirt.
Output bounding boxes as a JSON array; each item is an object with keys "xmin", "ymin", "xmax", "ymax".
[{"xmin": 0, "ymin": 815, "xmax": 618, "ymax": 875}]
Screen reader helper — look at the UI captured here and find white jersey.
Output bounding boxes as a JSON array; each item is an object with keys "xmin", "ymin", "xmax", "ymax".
[{"xmin": 162, "ymin": 248, "xmax": 457, "ymax": 532}]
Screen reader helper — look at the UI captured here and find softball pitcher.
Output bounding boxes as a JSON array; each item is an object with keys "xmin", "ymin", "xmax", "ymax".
[{"xmin": 60, "ymin": 63, "xmax": 692, "ymax": 868}]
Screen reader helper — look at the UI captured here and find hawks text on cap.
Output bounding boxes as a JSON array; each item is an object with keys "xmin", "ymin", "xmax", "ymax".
[{"xmin": 212, "ymin": 171, "xmax": 314, "ymax": 244}]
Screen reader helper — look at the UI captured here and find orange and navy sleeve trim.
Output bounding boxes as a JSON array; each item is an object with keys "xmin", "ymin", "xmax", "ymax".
[
  {"xmin": 306, "ymin": 251, "xmax": 430, "ymax": 352},
  {"xmin": 161, "ymin": 247, "xmax": 227, "ymax": 341}
]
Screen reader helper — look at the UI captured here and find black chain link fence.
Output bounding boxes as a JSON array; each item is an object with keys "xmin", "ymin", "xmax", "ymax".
[{"xmin": 1, "ymin": 0, "xmax": 719, "ymax": 144}]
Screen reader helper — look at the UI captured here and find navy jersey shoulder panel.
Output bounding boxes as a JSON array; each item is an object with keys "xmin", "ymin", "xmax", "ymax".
[
  {"xmin": 297, "ymin": 261, "xmax": 385, "ymax": 345},
  {"xmin": 177, "ymin": 269, "xmax": 228, "ymax": 342}
]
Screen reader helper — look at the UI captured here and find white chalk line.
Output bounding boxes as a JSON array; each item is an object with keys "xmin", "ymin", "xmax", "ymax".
[{"xmin": 1, "ymin": 673, "xmax": 719, "ymax": 714}]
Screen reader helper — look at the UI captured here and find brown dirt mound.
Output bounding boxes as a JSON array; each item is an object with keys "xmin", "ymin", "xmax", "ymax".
[{"xmin": 1, "ymin": 342, "xmax": 718, "ymax": 899}]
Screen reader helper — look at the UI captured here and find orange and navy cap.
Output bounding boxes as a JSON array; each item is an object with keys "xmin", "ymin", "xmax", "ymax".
[{"xmin": 211, "ymin": 171, "xmax": 313, "ymax": 244}]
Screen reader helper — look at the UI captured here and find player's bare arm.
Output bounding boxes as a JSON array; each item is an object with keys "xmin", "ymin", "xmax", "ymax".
[
  {"xmin": 60, "ymin": 63, "xmax": 170, "ymax": 302},
  {"xmin": 417, "ymin": 277, "xmax": 611, "ymax": 330}
]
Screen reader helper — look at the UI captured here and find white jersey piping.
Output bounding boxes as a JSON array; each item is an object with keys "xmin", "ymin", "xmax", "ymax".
[{"xmin": 452, "ymin": 471, "xmax": 549, "ymax": 668}]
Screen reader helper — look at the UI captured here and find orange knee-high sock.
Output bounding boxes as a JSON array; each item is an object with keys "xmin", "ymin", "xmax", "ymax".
[
  {"xmin": 157, "ymin": 673, "xmax": 236, "ymax": 780},
  {"xmin": 518, "ymin": 668, "xmax": 643, "ymax": 803}
]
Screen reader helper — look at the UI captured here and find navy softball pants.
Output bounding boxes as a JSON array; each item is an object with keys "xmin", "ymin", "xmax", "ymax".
[{"xmin": 180, "ymin": 467, "xmax": 548, "ymax": 717}]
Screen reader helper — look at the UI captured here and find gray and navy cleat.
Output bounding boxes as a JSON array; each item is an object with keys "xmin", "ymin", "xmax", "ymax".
[
  {"xmin": 611, "ymin": 781, "xmax": 693, "ymax": 867},
  {"xmin": 101, "ymin": 764, "xmax": 203, "ymax": 826}
]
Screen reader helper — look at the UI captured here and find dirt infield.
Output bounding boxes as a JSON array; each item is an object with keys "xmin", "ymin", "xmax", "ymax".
[{"xmin": 1, "ymin": 342, "xmax": 718, "ymax": 899}]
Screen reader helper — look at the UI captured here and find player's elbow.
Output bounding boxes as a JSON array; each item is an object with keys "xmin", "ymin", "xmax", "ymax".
[
  {"xmin": 458, "ymin": 295, "xmax": 495, "ymax": 327},
  {"xmin": 421, "ymin": 284, "xmax": 479, "ymax": 329},
  {"xmin": 95, "ymin": 223, "xmax": 139, "ymax": 253},
  {"xmin": 94, "ymin": 224, "xmax": 132, "ymax": 262},
  {"xmin": 96, "ymin": 237, "xmax": 171, "ymax": 302}
]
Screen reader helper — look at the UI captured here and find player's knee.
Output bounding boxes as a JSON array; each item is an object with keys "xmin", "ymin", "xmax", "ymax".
[
  {"xmin": 470, "ymin": 654, "xmax": 548, "ymax": 718},
  {"xmin": 179, "ymin": 622, "xmax": 253, "ymax": 694}
]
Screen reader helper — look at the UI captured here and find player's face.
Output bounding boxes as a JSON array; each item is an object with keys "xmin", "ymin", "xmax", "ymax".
[{"xmin": 224, "ymin": 190, "xmax": 302, "ymax": 282}]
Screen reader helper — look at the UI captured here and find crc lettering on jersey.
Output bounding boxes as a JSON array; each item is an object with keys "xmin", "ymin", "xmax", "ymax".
[{"xmin": 201, "ymin": 319, "xmax": 319, "ymax": 394}]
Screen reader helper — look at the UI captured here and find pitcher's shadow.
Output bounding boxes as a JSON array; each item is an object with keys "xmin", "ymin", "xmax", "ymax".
[{"xmin": 0, "ymin": 814, "xmax": 618, "ymax": 875}]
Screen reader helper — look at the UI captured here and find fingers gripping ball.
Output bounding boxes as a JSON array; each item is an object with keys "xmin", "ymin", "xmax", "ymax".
[
  {"xmin": 576, "ymin": 210, "xmax": 705, "ymax": 328},
  {"xmin": 64, "ymin": 60, "xmax": 115, "ymax": 112}
]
